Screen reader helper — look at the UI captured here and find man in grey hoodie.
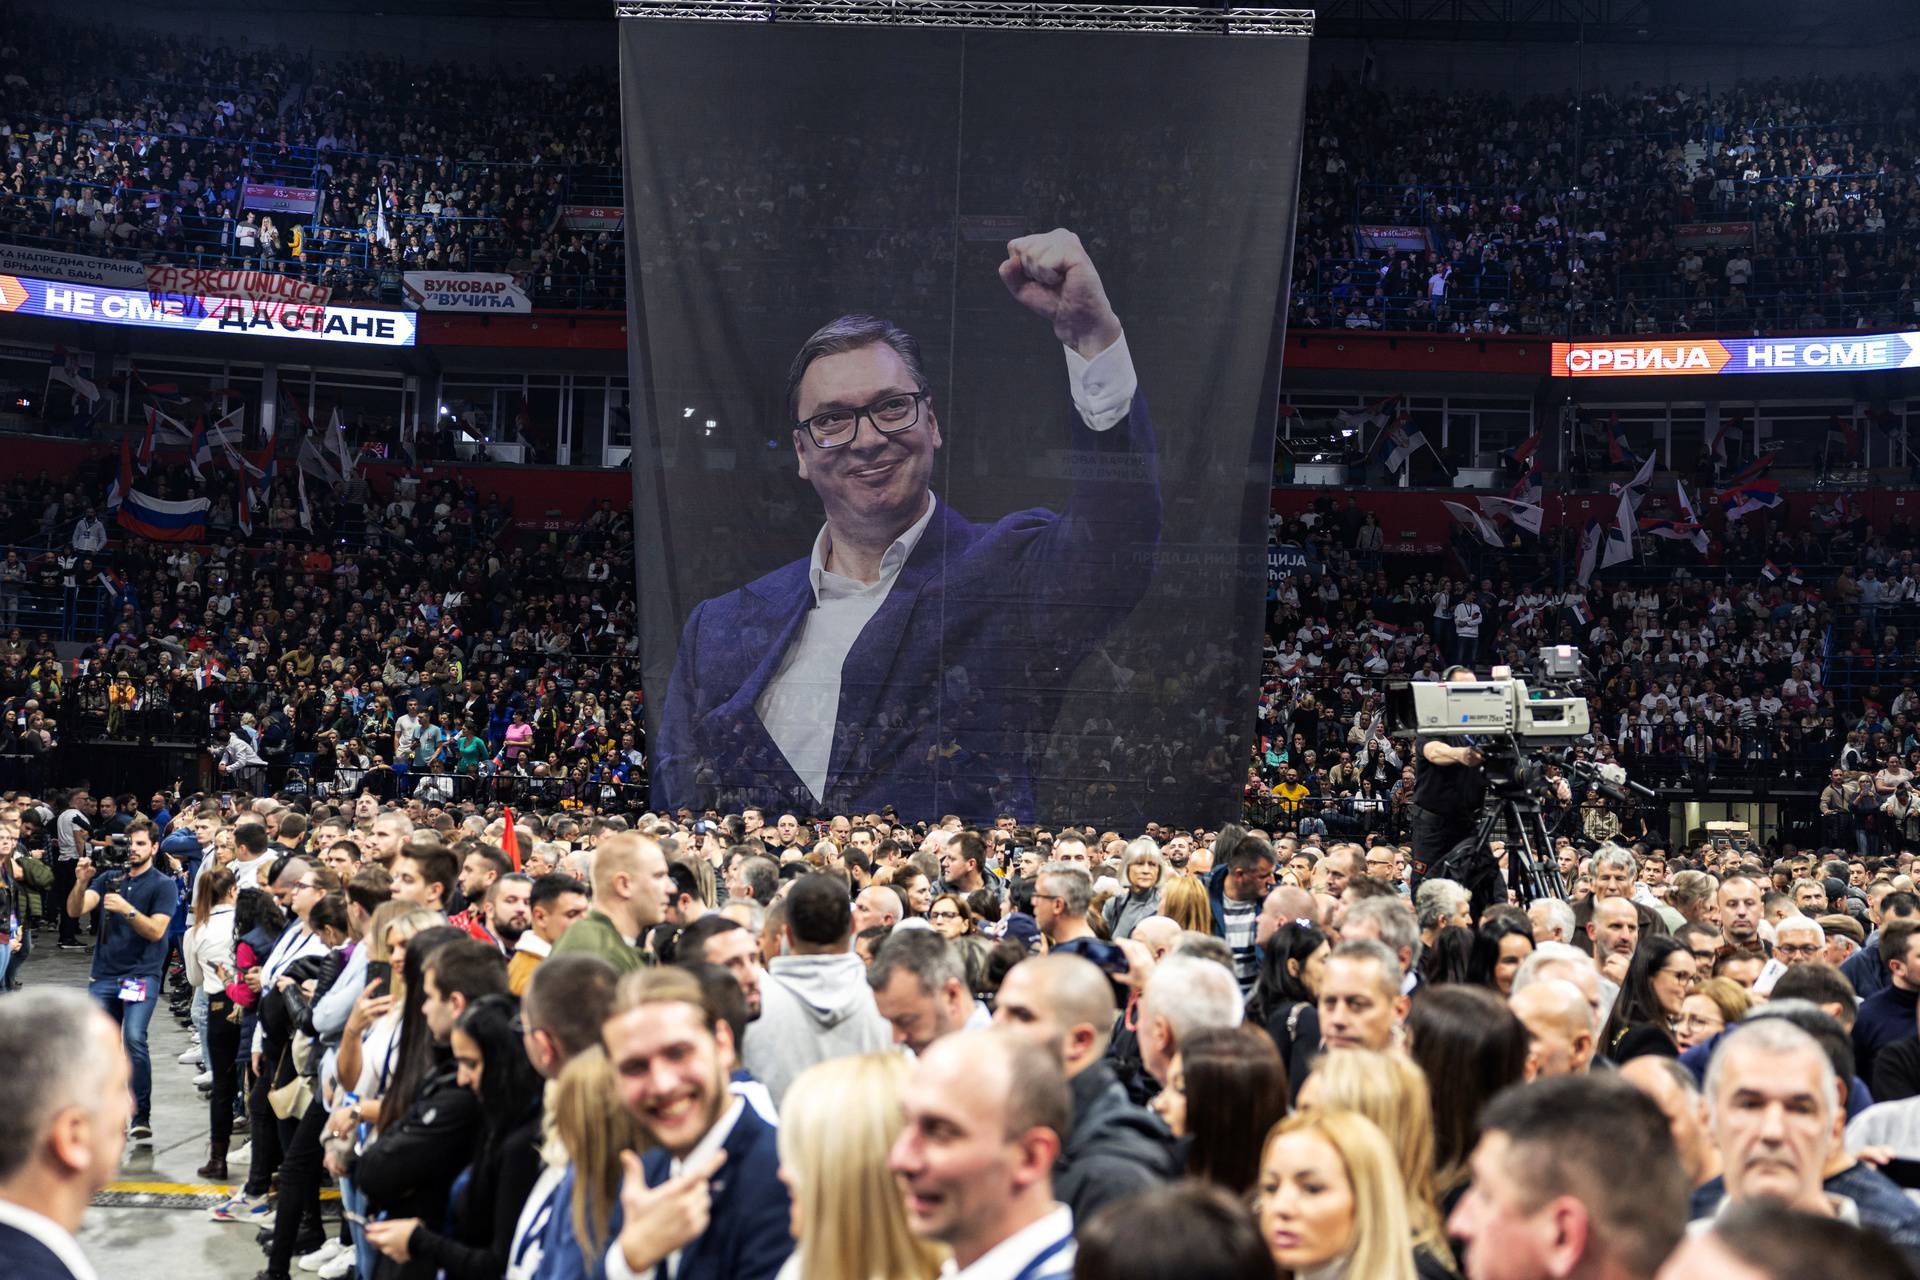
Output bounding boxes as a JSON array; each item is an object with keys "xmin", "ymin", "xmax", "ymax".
[{"xmin": 740, "ymin": 873, "xmax": 893, "ymax": 1107}]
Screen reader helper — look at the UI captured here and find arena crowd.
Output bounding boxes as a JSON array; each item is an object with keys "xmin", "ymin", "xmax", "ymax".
[
  {"xmin": 6, "ymin": 18, "xmax": 1920, "ymax": 335},
  {"xmin": 4, "ymin": 786, "xmax": 1920, "ymax": 1280}
]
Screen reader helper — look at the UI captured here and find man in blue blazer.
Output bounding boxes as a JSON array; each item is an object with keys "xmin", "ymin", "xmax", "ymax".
[
  {"xmin": 0, "ymin": 989, "xmax": 132, "ymax": 1280},
  {"xmin": 657, "ymin": 228, "xmax": 1162, "ymax": 824},
  {"xmin": 601, "ymin": 967, "xmax": 793, "ymax": 1280}
]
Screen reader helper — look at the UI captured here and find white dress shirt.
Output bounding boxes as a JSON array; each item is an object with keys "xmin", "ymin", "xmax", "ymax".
[
  {"xmin": 0, "ymin": 1196, "xmax": 100, "ymax": 1280},
  {"xmin": 755, "ymin": 335, "xmax": 1139, "ymax": 803},
  {"xmin": 604, "ymin": 1096, "xmax": 746, "ymax": 1280},
  {"xmin": 940, "ymin": 1203, "xmax": 1076, "ymax": 1280}
]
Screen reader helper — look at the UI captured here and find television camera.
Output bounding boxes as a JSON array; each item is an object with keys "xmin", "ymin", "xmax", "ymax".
[{"xmin": 1384, "ymin": 646, "xmax": 1651, "ymax": 910}]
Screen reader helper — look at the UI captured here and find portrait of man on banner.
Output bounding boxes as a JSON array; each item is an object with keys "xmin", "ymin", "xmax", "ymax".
[{"xmin": 656, "ymin": 229, "xmax": 1162, "ymax": 822}]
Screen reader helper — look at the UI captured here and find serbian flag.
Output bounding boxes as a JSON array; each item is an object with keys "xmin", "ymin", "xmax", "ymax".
[
  {"xmin": 137, "ymin": 407, "xmax": 158, "ymax": 474},
  {"xmin": 502, "ymin": 807, "xmax": 523, "ymax": 872},
  {"xmin": 1604, "ymin": 414, "xmax": 1637, "ymax": 465},
  {"xmin": 118, "ymin": 489, "xmax": 209, "ymax": 542},
  {"xmin": 1675, "ymin": 480, "xmax": 1711, "ymax": 554},
  {"xmin": 249, "ymin": 445, "xmax": 277, "ymax": 496},
  {"xmin": 1721, "ymin": 480, "xmax": 1783, "ymax": 521},
  {"xmin": 1443, "ymin": 500, "xmax": 1506, "ymax": 548},
  {"xmin": 1761, "ymin": 561, "xmax": 1780, "ymax": 582},
  {"xmin": 236, "ymin": 481, "xmax": 254, "ymax": 537},
  {"xmin": 1640, "ymin": 516, "xmax": 1703, "ymax": 542},
  {"xmin": 1384, "ymin": 421, "xmax": 1426, "ymax": 474},
  {"xmin": 187, "ymin": 415, "xmax": 211, "ymax": 480},
  {"xmin": 1576, "ymin": 519, "xmax": 1603, "ymax": 587},
  {"xmin": 129, "ymin": 364, "xmax": 182, "ymax": 399},
  {"xmin": 49, "ymin": 345, "xmax": 99, "ymax": 402},
  {"xmin": 1477, "ymin": 494, "xmax": 1544, "ymax": 534},
  {"xmin": 1509, "ymin": 459, "xmax": 1545, "ymax": 506},
  {"xmin": 1570, "ymin": 599, "xmax": 1592, "ymax": 626},
  {"xmin": 1725, "ymin": 451, "xmax": 1775, "ymax": 488},
  {"xmin": 106, "ymin": 437, "xmax": 133, "ymax": 514},
  {"xmin": 1501, "ymin": 428, "xmax": 1544, "ymax": 468}
]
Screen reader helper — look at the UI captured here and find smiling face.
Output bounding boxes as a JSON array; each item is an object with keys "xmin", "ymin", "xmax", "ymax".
[
  {"xmin": 793, "ymin": 342, "xmax": 940, "ymax": 550},
  {"xmin": 603, "ymin": 999, "xmax": 734, "ymax": 1158}
]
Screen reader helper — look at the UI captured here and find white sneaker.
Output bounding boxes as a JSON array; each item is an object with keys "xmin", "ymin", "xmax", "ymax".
[
  {"xmin": 317, "ymin": 1251, "xmax": 355, "ymax": 1280},
  {"xmin": 178, "ymin": 1046, "xmax": 203, "ymax": 1066},
  {"xmin": 298, "ymin": 1240, "xmax": 345, "ymax": 1272},
  {"xmin": 194, "ymin": 1069, "xmax": 213, "ymax": 1086},
  {"xmin": 208, "ymin": 1191, "xmax": 266, "ymax": 1223},
  {"xmin": 228, "ymin": 1141, "xmax": 251, "ymax": 1165}
]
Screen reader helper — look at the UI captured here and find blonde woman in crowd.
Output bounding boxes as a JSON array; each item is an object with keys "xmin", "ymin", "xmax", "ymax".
[
  {"xmin": 1296, "ymin": 1049, "xmax": 1456, "ymax": 1277},
  {"xmin": 554, "ymin": 1045, "xmax": 645, "ymax": 1267},
  {"xmin": 1257, "ymin": 1109, "xmax": 1418, "ymax": 1280},
  {"xmin": 1160, "ymin": 875, "xmax": 1215, "ymax": 935},
  {"xmin": 776, "ymin": 1052, "xmax": 944, "ymax": 1280}
]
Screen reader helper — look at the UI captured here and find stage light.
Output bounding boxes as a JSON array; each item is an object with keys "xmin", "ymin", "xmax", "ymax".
[{"xmin": 682, "ymin": 406, "xmax": 695, "ymax": 417}]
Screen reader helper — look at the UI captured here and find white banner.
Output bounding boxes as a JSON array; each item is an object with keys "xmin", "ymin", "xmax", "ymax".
[
  {"xmin": 401, "ymin": 271, "xmax": 532, "ymax": 314},
  {"xmin": 0, "ymin": 275, "xmax": 414, "ymax": 347},
  {"xmin": 0, "ymin": 245, "xmax": 145, "ymax": 289}
]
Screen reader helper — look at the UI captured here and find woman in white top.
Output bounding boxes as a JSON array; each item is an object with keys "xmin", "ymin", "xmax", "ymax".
[
  {"xmin": 191, "ymin": 866, "xmax": 239, "ymax": 1179},
  {"xmin": 329, "ymin": 904, "xmax": 440, "ymax": 1280}
]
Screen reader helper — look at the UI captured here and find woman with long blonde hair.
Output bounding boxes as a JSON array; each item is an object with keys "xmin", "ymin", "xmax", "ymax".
[
  {"xmin": 1256, "ymin": 1109, "xmax": 1417, "ymax": 1280},
  {"xmin": 1160, "ymin": 874, "xmax": 1215, "ymax": 935},
  {"xmin": 555, "ymin": 1045, "xmax": 646, "ymax": 1267},
  {"xmin": 776, "ymin": 1052, "xmax": 944, "ymax": 1280},
  {"xmin": 1296, "ymin": 1049, "xmax": 1455, "ymax": 1276}
]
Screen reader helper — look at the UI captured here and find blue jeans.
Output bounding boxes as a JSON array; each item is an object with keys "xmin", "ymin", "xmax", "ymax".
[
  {"xmin": 192, "ymin": 987, "xmax": 210, "ymax": 1057},
  {"xmin": 340, "ymin": 1174, "xmax": 376, "ymax": 1280},
  {"xmin": 89, "ymin": 974, "xmax": 159, "ymax": 1123}
]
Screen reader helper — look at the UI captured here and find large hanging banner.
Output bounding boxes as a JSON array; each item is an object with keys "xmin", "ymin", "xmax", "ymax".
[{"xmin": 622, "ymin": 14, "xmax": 1307, "ymax": 826}]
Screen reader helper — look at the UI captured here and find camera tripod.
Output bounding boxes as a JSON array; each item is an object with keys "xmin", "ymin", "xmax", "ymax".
[{"xmin": 1432, "ymin": 786, "xmax": 1570, "ymax": 918}]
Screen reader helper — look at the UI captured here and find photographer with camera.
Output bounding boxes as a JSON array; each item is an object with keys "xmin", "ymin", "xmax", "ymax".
[
  {"xmin": 1408, "ymin": 666, "xmax": 1487, "ymax": 893},
  {"xmin": 64, "ymin": 819, "xmax": 178, "ymax": 1145}
]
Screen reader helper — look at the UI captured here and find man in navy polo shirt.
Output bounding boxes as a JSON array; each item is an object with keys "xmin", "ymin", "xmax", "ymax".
[{"xmin": 65, "ymin": 818, "xmax": 178, "ymax": 1144}]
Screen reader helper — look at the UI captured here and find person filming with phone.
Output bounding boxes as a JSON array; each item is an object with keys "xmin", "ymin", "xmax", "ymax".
[{"xmin": 65, "ymin": 819, "xmax": 178, "ymax": 1145}]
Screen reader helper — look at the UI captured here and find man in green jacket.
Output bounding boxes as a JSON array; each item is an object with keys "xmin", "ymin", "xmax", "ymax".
[{"xmin": 551, "ymin": 831, "xmax": 672, "ymax": 974}]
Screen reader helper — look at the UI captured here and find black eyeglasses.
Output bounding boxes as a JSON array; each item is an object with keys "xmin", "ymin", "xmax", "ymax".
[
  {"xmin": 930, "ymin": 910, "xmax": 962, "ymax": 921},
  {"xmin": 796, "ymin": 391, "xmax": 929, "ymax": 449}
]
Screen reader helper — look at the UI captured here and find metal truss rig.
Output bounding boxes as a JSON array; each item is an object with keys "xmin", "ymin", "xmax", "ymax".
[{"xmin": 612, "ymin": 0, "xmax": 1315, "ymax": 35}]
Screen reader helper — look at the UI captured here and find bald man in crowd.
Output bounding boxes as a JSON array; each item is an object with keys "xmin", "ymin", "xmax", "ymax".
[{"xmin": 993, "ymin": 955, "xmax": 1179, "ymax": 1219}]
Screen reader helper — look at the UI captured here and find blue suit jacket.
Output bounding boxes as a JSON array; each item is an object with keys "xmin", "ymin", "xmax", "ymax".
[
  {"xmin": 639, "ymin": 1103, "xmax": 793, "ymax": 1280},
  {"xmin": 658, "ymin": 390, "xmax": 1161, "ymax": 822},
  {"xmin": 0, "ymin": 1220, "xmax": 83, "ymax": 1280}
]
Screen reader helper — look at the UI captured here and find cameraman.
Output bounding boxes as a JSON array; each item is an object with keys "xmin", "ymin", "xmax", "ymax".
[
  {"xmin": 65, "ymin": 819, "xmax": 178, "ymax": 1144},
  {"xmin": 1408, "ymin": 665, "xmax": 1487, "ymax": 890}
]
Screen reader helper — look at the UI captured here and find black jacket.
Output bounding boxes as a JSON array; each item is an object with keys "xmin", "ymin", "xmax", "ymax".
[
  {"xmin": 408, "ymin": 1112, "xmax": 543, "ymax": 1280},
  {"xmin": 357, "ymin": 1053, "xmax": 483, "ymax": 1277},
  {"xmin": 1054, "ymin": 1059, "xmax": 1180, "ymax": 1221}
]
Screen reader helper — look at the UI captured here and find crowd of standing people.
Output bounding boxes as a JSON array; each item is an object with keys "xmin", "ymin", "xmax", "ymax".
[{"xmin": 2, "ymin": 784, "xmax": 1920, "ymax": 1280}]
